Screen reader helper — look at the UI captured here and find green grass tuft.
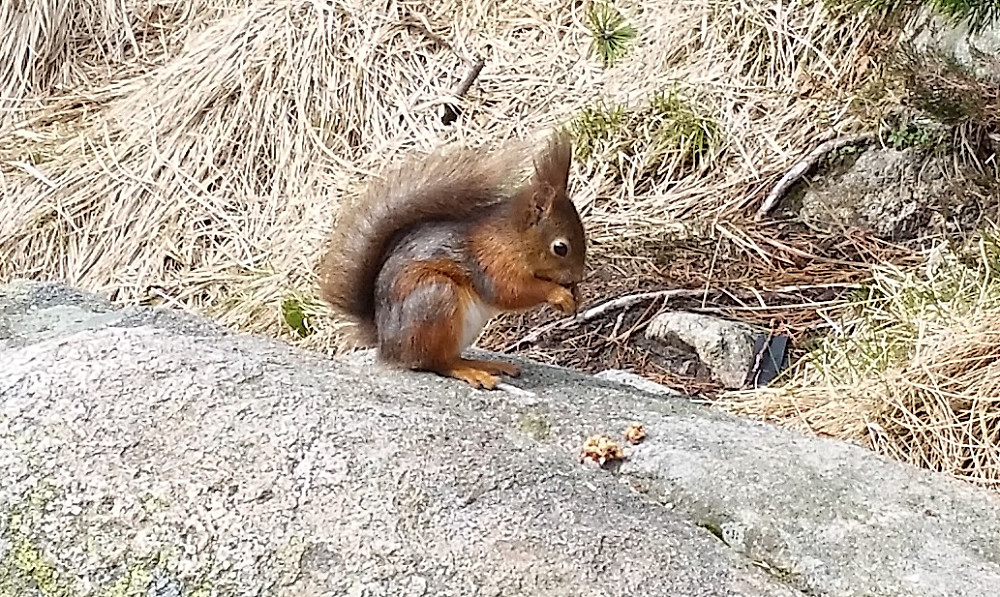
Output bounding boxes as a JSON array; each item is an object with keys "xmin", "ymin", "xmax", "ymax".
[
  {"xmin": 569, "ymin": 86, "xmax": 722, "ymax": 188},
  {"xmin": 929, "ymin": 0, "xmax": 1000, "ymax": 33},
  {"xmin": 828, "ymin": 0, "xmax": 1000, "ymax": 33},
  {"xmin": 569, "ymin": 99, "xmax": 628, "ymax": 162},
  {"xmin": 585, "ymin": 1, "xmax": 638, "ymax": 68},
  {"xmin": 883, "ymin": 116, "xmax": 945, "ymax": 150},
  {"xmin": 645, "ymin": 87, "xmax": 721, "ymax": 174},
  {"xmin": 281, "ymin": 296, "xmax": 313, "ymax": 338}
]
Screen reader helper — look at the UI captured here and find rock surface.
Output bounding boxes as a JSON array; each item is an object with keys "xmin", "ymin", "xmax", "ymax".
[
  {"xmin": 3, "ymin": 280, "xmax": 1000, "ymax": 596},
  {"xmin": 798, "ymin": 146, "xmax": 979, "ymax": 240},
  {"xmin": 645, "ymin": 311, "xmax": 760, "ymax": 389},
  {"xmin": 908, "ymin": 9, "xmax": 1000, "ymax": 82},
  {"xmin": 593, "ymin": 368, "xmax": 681, "ymax": 395}
]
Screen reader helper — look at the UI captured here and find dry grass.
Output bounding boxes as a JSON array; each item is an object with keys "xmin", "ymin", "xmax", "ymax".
[
  {"xmin": 0, "ymin": 0, "xmax": 883, "ymax": 350},
  {"xmin": 880, "ymin": 313, "xmax": 1000, "ymax": 486},
  {"xmin": 725, "ymin": 313, "xmax": 1000, "ymax": 489},
  {"xmin": 0, "ymin": 0, "xmax": 243, "ymax": 128},
  {"xmin": 722, "ymin": 232, "xmax": 1000, "ymax": 489}
]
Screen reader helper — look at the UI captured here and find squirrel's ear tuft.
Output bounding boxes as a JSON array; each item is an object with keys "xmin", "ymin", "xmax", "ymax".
[
  {"xmin": 532, "ymin": 129, "xmax": 572, "ymax": 193},
  {"xmin": 520, "ymin": 187, "xmax": 553, "ymax": 228},
  {"xmin": 518, "ymin": 129, "xmax": 572, "ymax": 229}
]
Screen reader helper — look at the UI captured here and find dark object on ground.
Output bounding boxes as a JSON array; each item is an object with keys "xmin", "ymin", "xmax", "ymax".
[{"xmin": 746, "ymin": 333, "xmax": 791, "ymax": 388}]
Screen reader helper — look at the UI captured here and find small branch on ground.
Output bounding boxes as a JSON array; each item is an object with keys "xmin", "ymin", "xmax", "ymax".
[
  {"xmin": 502, "ymin": 289, "xmax": 707, "ymax": 352},
  {"xmin": 454, "ymin": 57, "xmax": 486, "ymax": 98},
  {"xmin": 503, "ymin": 283, "xmax": 862, "ymax": 353},
  {"xmin": 575, "ymin": 289, "xmax": 706, "ymax": 323},
  {"xmin": 755, "ymin": 132, "xmax": 876, "ymax": 221},
  {"xmin": 442, "ymin": 57, "xmax": 486, "ymax": 125}
]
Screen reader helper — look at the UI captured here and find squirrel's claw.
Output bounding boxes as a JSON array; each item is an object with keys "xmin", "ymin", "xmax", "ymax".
[
  {"xmin": 464, "ymin": 359, "xmax": 521, "ymax": 378},
  {"xmin": 438, "ymin": 359, "xmax": 521, "ymax": 390},
  {"xmin": 438, "ymin": 358, "xmax": 522, "ymax": 389}
]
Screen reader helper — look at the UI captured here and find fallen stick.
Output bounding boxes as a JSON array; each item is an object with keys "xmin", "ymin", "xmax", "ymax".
[
  {"xmin": 754, "ymin": 132, "xmax": 875, "ymax": 221},
  {"xmin": 442, "ymin": 57, "xmax": 486, "ymax": 125},
  {"xmin": 502, "ymin": 289, "xmax": 705, "ymax": 352},
  {"xmin": 454, "ymin": 57, "xmax": 486, "ymax": 98},
  {"xmin": 502, "ymin": 283, "xmax": 862, "ymax": 352}
]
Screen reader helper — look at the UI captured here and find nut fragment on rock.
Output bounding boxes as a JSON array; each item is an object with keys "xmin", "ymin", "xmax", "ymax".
[
  {"xmin": 624, "ymin": 423, "xmax": 646, "ymax": 444},
  {"xmin": 580, "ymin": 435, "xmax": 625, "ymax": 466}
]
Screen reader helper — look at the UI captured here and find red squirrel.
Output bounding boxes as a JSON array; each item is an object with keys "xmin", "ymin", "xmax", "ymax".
[{"xmin": 319, "ymin": 131, "xmax": 587, "ymax": 389}]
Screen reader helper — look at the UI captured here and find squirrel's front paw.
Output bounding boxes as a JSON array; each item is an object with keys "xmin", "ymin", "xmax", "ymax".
[{"xmin": 547, "ymin": 285, "xmax": 577, "ymax": 315}]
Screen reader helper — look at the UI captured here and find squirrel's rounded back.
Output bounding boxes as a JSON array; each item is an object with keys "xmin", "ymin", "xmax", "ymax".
[
  {"xmin": 319, "ymin": 143, "xmax": 518, "ymax": 342},
  {"xmin": 318, "ymin": 131, "xmax": 584, "ymax": 345}
]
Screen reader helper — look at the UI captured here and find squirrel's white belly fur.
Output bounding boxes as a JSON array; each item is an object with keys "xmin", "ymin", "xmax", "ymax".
[{"xmin": 460, "ymin": 297, "xmax": 500, "ymax": 350}]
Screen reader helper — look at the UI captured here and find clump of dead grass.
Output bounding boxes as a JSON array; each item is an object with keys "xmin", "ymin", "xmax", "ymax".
[
  {"xmin": 877, "ymin": 313, "xmax": 1000, "ymax": 484},
  {"xmin": 723, "ymin": 228, "xmax": 1000, "ymax": 489},
  {"xmin": 0, "ymin": 0, "xmax": 883, "ymax": 350},
  {"xmin": 0, "ymin": 0, "xmax": 245, "ymax": 129}
]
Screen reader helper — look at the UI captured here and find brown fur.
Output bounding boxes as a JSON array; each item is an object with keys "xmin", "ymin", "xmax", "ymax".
[
  {"xmin": 406, "ymin": 305, "xmax": 463, "ymax": 371},
  {"xmin": 318, "ymin": 130, "xmax": 586, "ymax": 388},
  {"xmin": 318, "ymin": 143, "xmax": 516, "ymax": 344},
  {"xmin": 389, "ymin": 259, "xmax": 473, "ymax": 304}
]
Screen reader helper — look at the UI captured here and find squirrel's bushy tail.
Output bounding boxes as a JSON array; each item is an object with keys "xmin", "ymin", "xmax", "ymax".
[{"xmin": 318, "ymin": 142, "xmax": 522, "ymax": 345}]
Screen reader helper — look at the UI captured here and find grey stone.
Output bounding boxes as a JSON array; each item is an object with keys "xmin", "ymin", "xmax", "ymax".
[
  {"xmin": 645, "ymin": 311, "xmax": 759, "ymax": 389},
  {"xmin": 799, "ymin": 146, "xmax": 979, "ymax": 240},
  {"xmin": 908, "ymin": 8, "xmax": 1000, "ymax": 82},
  {"xmin": 2, "ymin": 281, "xmax": 1000, "ymax": 597}
]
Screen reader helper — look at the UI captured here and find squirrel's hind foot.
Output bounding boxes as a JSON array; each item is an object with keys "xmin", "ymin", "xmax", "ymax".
[
  {"xmin": 463, "ymin": 358, "xmax": 521, "ymax": 378},
  {"xmin": 435, "ymin": 358, "xmax": 521, "ymax": 390}
]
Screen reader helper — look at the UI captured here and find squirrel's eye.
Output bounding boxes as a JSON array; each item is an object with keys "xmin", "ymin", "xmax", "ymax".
[{"xmin": 551, "ymin": 239, "xmax": 569, "ymax": 257}]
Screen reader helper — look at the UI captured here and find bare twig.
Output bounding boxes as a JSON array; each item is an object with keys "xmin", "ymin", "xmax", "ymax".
[
  {"xmin": 691, "ymin": 299, "xmax": 843, "ymax": 313},
  {"xmin": 755, "ymin": 132, "xmax": 876, "ymax": 221},
  {"xmin": 501, "ymin": 283, "xmax": 862, "ymax": 352},
  {"xmin": 577, "ymin": 289, "xmax": 706, "ymax": 323},
  {"xmin": 454, "ymin": 57, "xmax": 486, "ymax": 98},
  {"xmin": 442, "ymin": 56, "xmax": 486, "ymax": 124},
  {"xmin": 502, "ymin": 289, "xmax": 707, "ymax": 352}
]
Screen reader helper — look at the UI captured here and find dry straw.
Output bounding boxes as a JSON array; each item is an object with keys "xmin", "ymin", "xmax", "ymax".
[
  {"xmin": 723, "ymin": 243, "xmax": 1000, "ymax": 490},
  {"xmin": 1, "ymin": 0, "xmax": 878, "ymax": 350},
  {"xmin": 880, "ymin": 313, "xmax": 1000, "ymax": 487},
  {"xmin": 726, "ymin": 310, "xmax": 1000, "ymax": 490},
  {"xmin": 0, "ymin": 0, "xmax": 243, "ymax": 128}
]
